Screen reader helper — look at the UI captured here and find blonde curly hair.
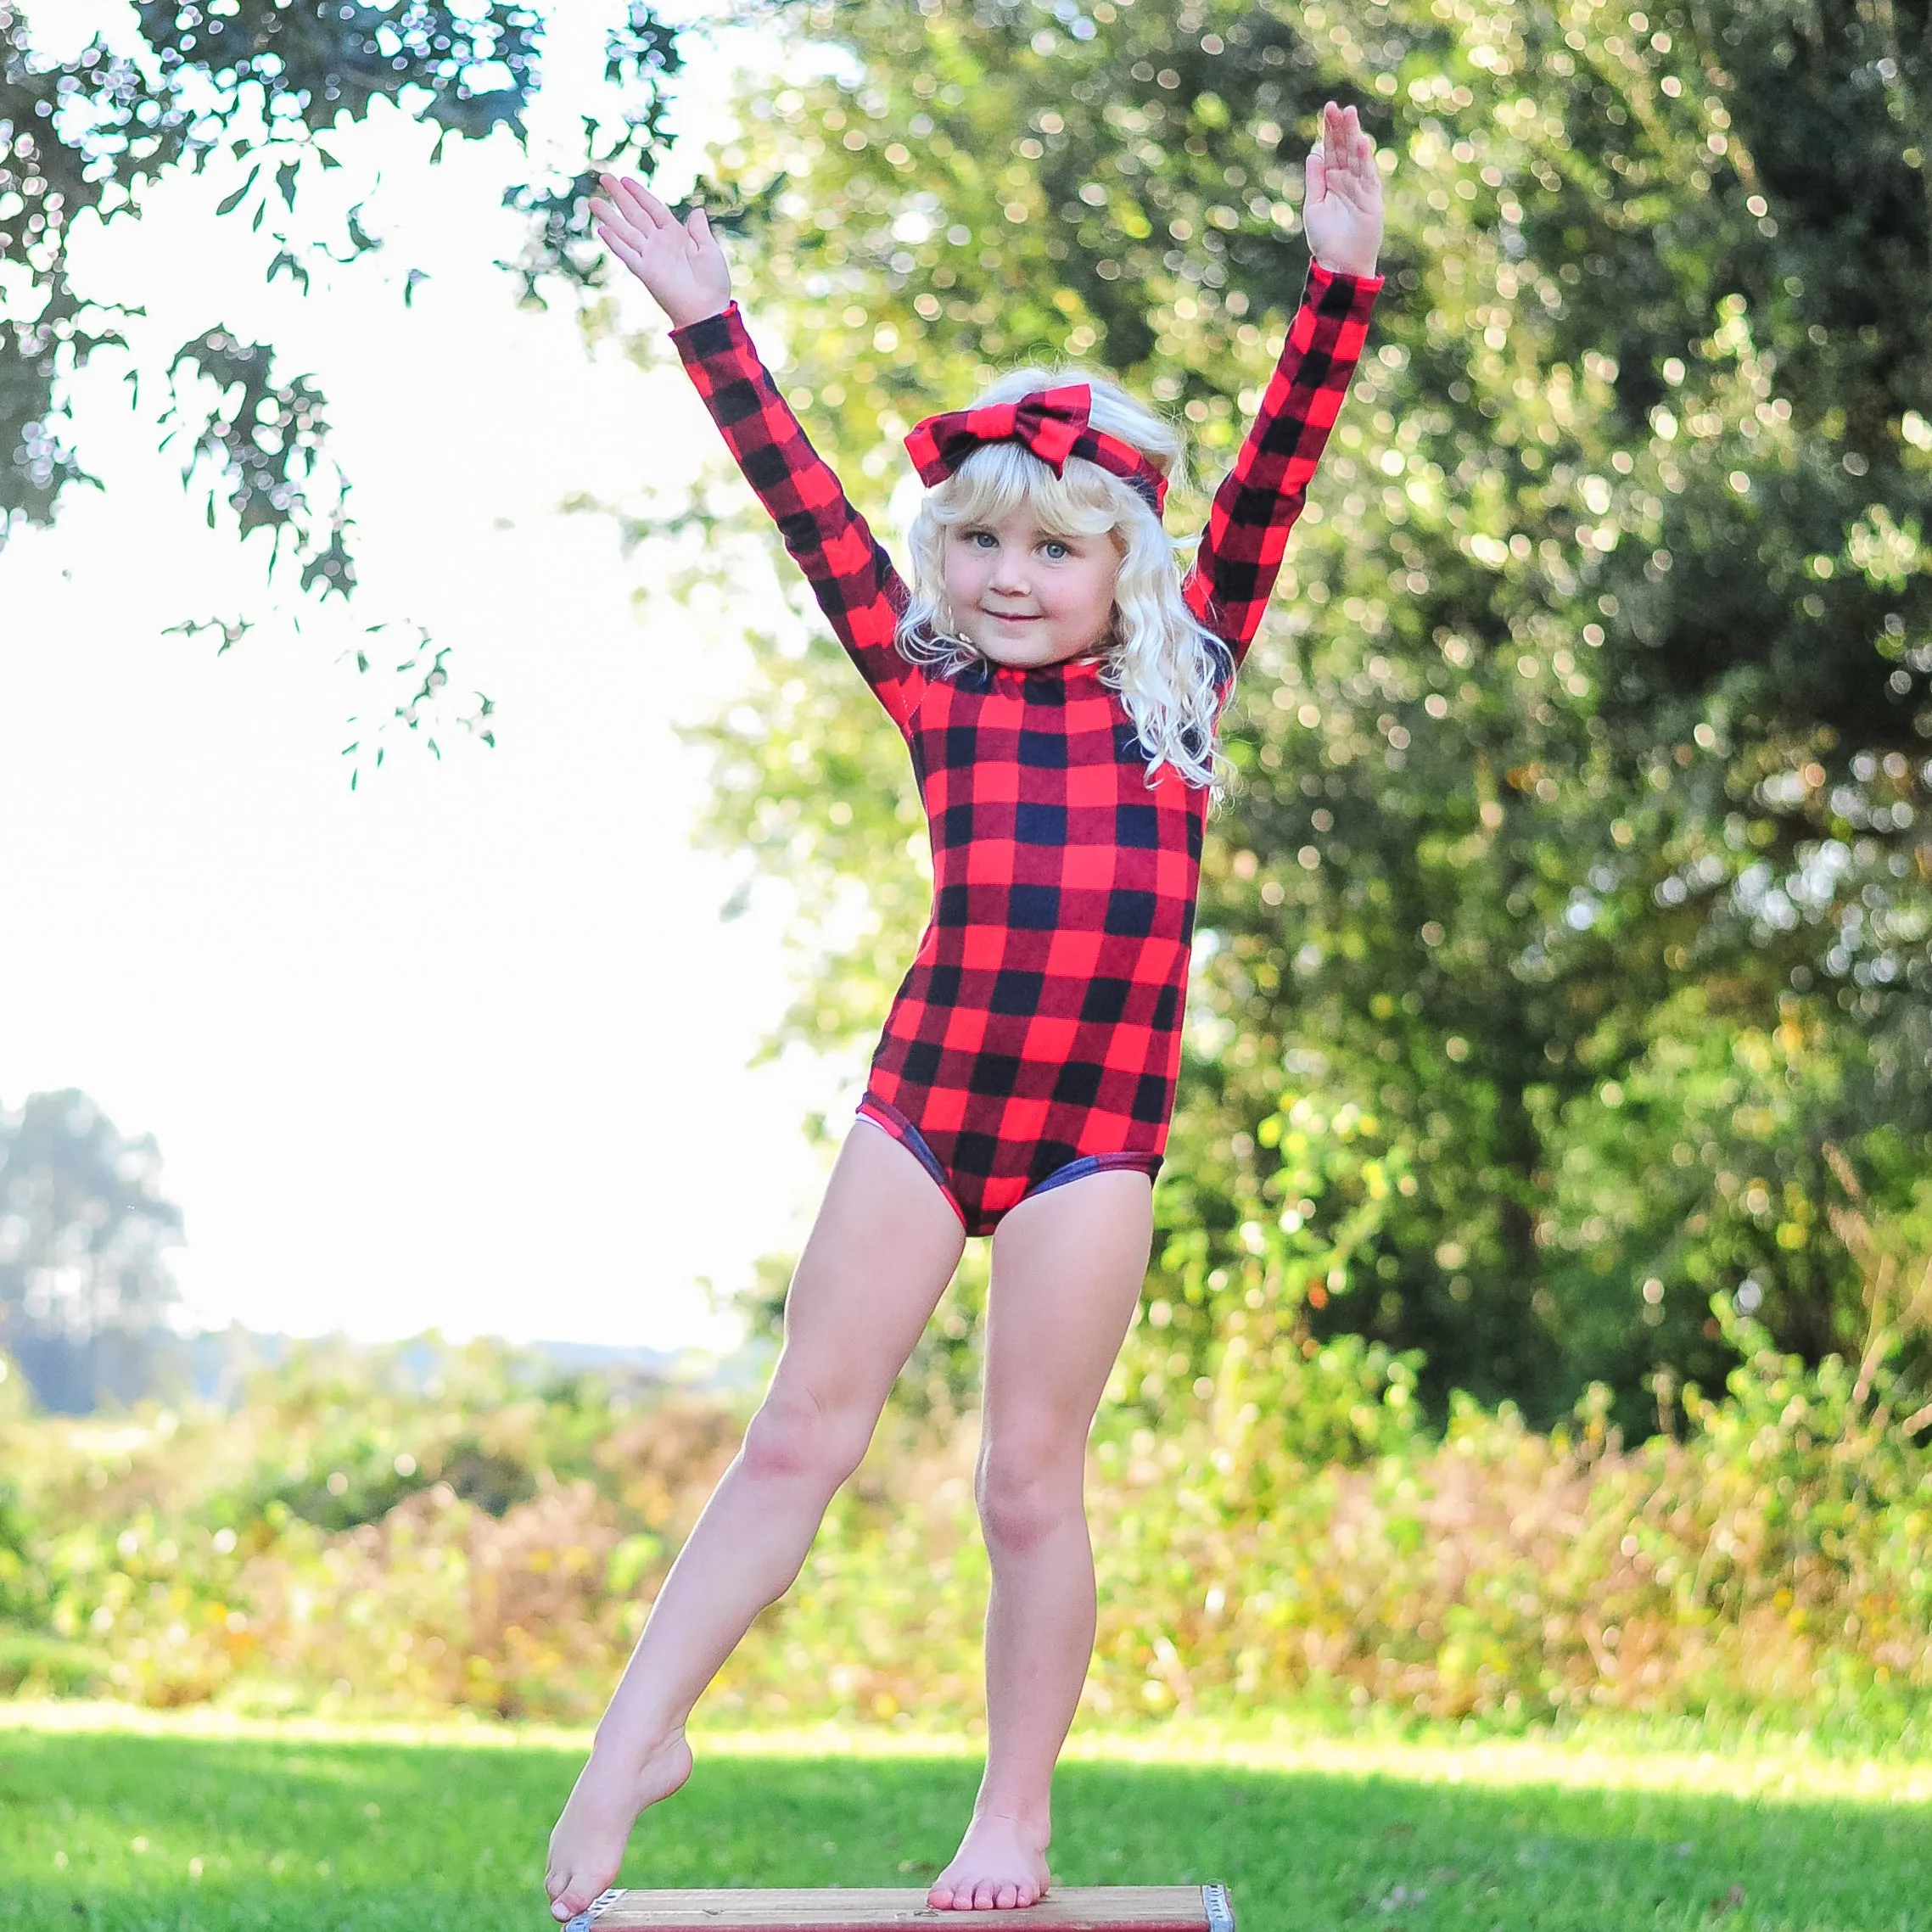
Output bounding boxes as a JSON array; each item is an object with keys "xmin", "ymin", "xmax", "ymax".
[{"xmin": 896, "ymin": 366, "xmax": 1231, "ymax": 791}]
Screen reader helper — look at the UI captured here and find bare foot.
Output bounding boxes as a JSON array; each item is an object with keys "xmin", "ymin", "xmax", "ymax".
[
  {"xmin": 546, "ymin": 1728, "xmax": 693, "ymax": 1922},
  {"xmin": 927, "ymin": 1812, "xmax": 1052, "ymax": 1911}
]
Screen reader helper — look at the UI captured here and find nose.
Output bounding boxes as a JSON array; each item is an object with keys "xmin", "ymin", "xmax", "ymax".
[{"xmin": 987, "ymin": 546, "xmax": 1031, "ymax": 596}]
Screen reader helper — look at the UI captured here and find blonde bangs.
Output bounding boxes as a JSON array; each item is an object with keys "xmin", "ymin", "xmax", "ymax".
[{"xmin": 921, "ymin": 440, "xmax": 1124, "ymax": 541}]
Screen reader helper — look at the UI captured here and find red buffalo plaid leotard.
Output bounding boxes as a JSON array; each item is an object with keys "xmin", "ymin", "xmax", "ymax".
[{"xmin": 675, "ymin": 262, "xmax": 1382, "ymax": 1235}]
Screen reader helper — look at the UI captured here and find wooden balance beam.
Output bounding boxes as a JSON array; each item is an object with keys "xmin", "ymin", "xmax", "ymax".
[{"xmin": 563, "ymin": 1886, "xmax": 1236, "ymax": 1932}]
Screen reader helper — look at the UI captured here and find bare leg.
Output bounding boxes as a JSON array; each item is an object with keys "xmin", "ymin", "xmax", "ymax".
[
  {"xmin": 928, "ymin": 1170, "xmax": 1153, "ymax": 1911},
  {"xmin": 546, "ymin": 1123, "xmax": 966, "ymax": 1921}
]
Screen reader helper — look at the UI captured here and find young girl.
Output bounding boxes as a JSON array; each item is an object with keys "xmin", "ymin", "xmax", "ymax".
[{"xmin": 550, "ymin": 101, "xmax": 1385, "ymax": 1923}]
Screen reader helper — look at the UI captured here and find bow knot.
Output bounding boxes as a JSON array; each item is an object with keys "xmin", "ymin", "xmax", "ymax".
[{"xmin": 904, "ymin": 384, "xmax": 1168, "ymax": 514}]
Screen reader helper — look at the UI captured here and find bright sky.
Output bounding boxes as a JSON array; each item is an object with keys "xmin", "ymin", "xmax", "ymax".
[{"xmin": 3, "ymin": 6, "xmax": 857, "ymax": 1353}]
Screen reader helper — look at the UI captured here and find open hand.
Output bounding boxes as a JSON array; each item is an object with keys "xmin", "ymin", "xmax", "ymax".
[
  {"xmin": 590, "ymin": 173, "xmax": 732, "ymax": 328},
  {"xmin": 1303, "ymin": 102, "xmax": 1385, "ymax": 279}
]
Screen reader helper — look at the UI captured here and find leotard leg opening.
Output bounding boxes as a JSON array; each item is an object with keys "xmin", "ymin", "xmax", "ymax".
[
  {"xmin": 855, "ymin": 1095, "xmax": 971, "ymax": 1233},
  {"xmin": 1018, "ymin": 1149, "xmax": 1163, "ymax": 1210},
  {"xmin": 856, "ymin": 1096, "xmax": 1160, "ymax": 1237}
]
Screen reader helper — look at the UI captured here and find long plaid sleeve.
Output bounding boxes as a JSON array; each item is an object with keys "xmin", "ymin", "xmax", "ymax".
[
  {"xmin": 673, "ymin": 302, "xmax": 924, "ymax": 734},
  {"xmin": 1184, "ymin": 260, "xmax": 1383, "ymax": 669}
]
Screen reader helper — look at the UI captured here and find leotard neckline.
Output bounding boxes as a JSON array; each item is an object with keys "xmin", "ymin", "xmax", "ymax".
[{"xmin": 974, "ymin": 651, "xmax": 1110, "ymax": 688}]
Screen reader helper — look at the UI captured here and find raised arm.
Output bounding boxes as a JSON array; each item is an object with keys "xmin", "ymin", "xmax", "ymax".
[
  {"xmin": 1183, "ymin": 259, "xmax": 1383, "ymax": 667},
  {"xmin": 592, "ymin": 175, "xmax": 922, "ymax": 734},
  {"xmin": 1184, "ymin": 100, "xmax": 1387, "ymax": 671},
  {"xmin": 672, "ymin": 305, "xmax": 922, "ymax": 731}
]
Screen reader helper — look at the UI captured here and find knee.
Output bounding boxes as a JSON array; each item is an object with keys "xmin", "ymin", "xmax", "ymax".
[
  {"xmin": 740, "ymin": 1384, "xmax": 871, "ymax": 1492},
  {"xmin": 977, "ymin": 1450, "xmax": 1083, "ymax": 1559}
]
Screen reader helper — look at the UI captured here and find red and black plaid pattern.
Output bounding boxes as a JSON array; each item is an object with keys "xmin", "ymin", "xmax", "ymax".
[
  {"xmin": 1185, "ymin": 260, "xmax": 1384, "ymax": 665},
  {"xmin": 674, "ymin": 304, "xmax": 921, "ymax": 730},
  {"xmin": 904, "ymin": 384, "xmax": 1171, "ymax": 512},
  {"xmin": 675, "ymin": 261, "xmax": 1380, "ymax": 1234}
]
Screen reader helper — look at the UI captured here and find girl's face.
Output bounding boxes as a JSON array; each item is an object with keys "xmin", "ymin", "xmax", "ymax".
[{"xmin": 942, "ymin": 510, "xmax": 1121, "ymax": 669}]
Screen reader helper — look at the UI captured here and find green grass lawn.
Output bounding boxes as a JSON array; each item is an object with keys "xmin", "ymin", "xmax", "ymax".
[{"xmin": 1, "ymin": 1711, "xmax": 1926, "ymax": 1932}]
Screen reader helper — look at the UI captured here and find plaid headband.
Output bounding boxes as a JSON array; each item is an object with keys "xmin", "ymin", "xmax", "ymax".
[{"xmin": 904, "ymin": 384, "xmax": 1169, "ymax": 515}]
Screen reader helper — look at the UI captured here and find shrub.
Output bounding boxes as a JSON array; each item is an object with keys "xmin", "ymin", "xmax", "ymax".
[{"xmin": 1, "ymin": 1302, "xmax": 1924, "ymax": 1735}]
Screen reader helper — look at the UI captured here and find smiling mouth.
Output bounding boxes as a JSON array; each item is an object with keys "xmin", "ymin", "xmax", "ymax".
[{"xmin": 984, "ymin": 609, "xmax": 1041, "ymax": 622}]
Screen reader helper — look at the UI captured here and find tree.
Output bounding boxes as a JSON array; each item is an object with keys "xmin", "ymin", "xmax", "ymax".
[
  {"xmin": 633, "ymin": 0, "xmax": 1931, "ymax": 1426},
  {"xmin": 1, "ymin": 0, "xmax": 681, "ymax": 742},
  {"xmin": 0, "ymin": 1089, "xmax": 184, "ymax": 1412}
]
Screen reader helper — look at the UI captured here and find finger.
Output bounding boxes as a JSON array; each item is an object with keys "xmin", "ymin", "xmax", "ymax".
[
  {"xmin": 1355, "ymin": 127, "xmax": 1380, "ymax": 192},
  {"xmin": 612, "ymin": 174, "xmax": 675, "ymax": 231},
  {"xmin": 630, "ymin": 179, "xmax": 681, "ymax": 227},
  {"xmin": 1325, "ymin": 111, "xmax": 1365, "ymax": 188},
  {"xmin": 596, "ymin": 221, "xmax": 648, "ymax": 277},
  {"xmin": 1348, "ymin": 109, "xmax": 1375, "ymax": 176},
  {"xmin": 1306, "ymin": 144, "xmax": 1326, "ymax": 202},
  {"xmin": 1330, "ymin": 125, "xmax": 1358, "ymax": 189},
  {"xmin": 592, "ymin": 199, "xmax": 636, "ymax": 238},
  {"xmin": 686, "ymin": 204, "xmax": 714, "ymax": 246}
]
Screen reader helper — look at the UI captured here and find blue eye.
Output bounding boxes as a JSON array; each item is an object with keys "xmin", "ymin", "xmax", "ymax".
[{"xmin": 1042, "ymin": 540, "xmax": 1069, "ymax": 560}]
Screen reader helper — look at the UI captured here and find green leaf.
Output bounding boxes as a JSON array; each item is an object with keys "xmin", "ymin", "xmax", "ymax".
[
  {"xmin": 266, "ymin": 249, "xmax": 311, "ymax": 295},
  {"xmin": 215, "ymin": 165, "xmax": 260, "ymax": 217}
]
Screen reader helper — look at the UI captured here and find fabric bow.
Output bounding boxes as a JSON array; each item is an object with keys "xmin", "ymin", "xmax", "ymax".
[{"xmin": 904, "ymin": 384, "xmax": 1169, "ymax": 515}]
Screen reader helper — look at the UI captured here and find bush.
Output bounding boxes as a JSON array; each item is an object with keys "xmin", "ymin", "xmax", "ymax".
[{"xmin": 0, "ymin": 1308, "xmax": 1924, "ymax": 1736}]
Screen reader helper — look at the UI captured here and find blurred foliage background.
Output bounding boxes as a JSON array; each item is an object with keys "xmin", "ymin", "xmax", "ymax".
[
  {"xmin": 2, "ymin": 1289, "xmax": 1929, "ymax": 1733},
  {"xmin": 634, "ymin": 0, "xmax": 1932, "ymax": 1435},
  {"xmin": 6, "ymin": 0, "xmax": 1932, "ymax": 1737}
]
